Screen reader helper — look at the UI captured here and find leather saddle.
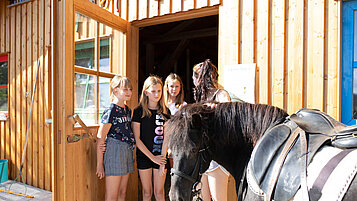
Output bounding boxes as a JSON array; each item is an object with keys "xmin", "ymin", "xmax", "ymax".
[
  {"xmin": 291, "ymin": 108, "xmax": 357, "ymax": 148},
  {"xmin": 249, "ymin": 108, "xmax": 357, "ymax": 201}
]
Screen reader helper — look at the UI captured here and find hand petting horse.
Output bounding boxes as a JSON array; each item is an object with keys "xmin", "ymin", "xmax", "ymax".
[{"xmin": 165, "ymin": 102, "xmax": 357, "ymax": 201}]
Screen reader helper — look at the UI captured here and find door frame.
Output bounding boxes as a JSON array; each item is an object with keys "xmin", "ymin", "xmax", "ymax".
[
  {"xmin": 341, "ymin": 0, "xmax": 357, "ymax": 125},
  {"xmin": 53, "ymin": 1, "xmax": 220, "ymax": 201}
]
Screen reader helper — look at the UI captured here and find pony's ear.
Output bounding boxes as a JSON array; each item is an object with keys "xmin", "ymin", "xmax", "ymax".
[{"xmin": 189, "ymin": 114, "xmax": 202, "ymax": 143}]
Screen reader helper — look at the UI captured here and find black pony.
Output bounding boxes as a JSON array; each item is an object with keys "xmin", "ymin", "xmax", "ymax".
[{"xmin": 165, "ymin": 102, "xmax": 357, "ymax": 201}]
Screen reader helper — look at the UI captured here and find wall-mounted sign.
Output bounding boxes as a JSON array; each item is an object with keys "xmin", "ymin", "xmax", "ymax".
[{"xmin": 222, "ymin": 63, "xmax": 256, "ymax": 103}]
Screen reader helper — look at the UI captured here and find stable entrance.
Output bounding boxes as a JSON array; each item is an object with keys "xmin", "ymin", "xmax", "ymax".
[{"xmin": 138, "ymin": 15, "xmax": 218, "ymax": 102}]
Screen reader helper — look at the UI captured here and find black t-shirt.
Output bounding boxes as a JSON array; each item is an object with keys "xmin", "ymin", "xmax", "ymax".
[
  {"xmin": 132, "ymin": 106, "xmax": 170, "ymax": 159},
  {"xmin": 101, "ymin": 103, "xmax": 135, "ymax": 149}
]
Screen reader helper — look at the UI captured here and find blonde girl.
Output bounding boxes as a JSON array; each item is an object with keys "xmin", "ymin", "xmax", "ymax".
[
  {"xmin": 96, "ymin": 75, "xmax": 135, "ymax": 201},
  {"xmin": 160, "ymin": 73, "xmax": 187, "ymax": 175},
  {"xmin": 163, "ymin": 73, "xmax": 187, "ymax": 115},
  {"xmin": 132, "ymin": 75, "xmax": 170, "ymax": 201}
]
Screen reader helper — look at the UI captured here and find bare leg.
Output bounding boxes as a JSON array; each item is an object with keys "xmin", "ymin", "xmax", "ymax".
[
  {"xmin": 201, "ymin": 174, "xmax": 211, "ymax": 201},
  {"xmin": 139, "ymin": 169, "xmax": 153, "ymax": 201},
  {"xmin": 153, "ymin": 168, "xmax": 167, "ymax": 201},
  {"xmin": 105, "ymin": 176, "xmax": 122, "ymax": 201},
  {"xmin": 117, "ymin": 174, "xmax": 130, "ymax": 201},
  {"xmin": 207, "ymin": 167, "xmax": 229, "ymax": 201}
]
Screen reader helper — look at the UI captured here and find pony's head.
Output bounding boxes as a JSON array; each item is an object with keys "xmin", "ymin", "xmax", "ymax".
[
  {"xmin": 166, "ymin": 102, "xmax": 289, "ymax": 201},
  {"xmin": 166, "ymin": 103, "xmax": 213, "ymax": 201}
]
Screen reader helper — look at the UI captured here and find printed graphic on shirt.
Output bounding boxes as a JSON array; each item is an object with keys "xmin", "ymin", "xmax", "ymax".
[
  {"xmin": 101, "ymin": 104, "xmax": 135, "ymax": 149},
  {"xmin": 152, "ymin": 114, "xmax": 164, "ymax": 153}
]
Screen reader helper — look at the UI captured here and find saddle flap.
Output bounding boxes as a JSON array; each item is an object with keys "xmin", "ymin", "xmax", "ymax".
[
  {"xmin": 250, "ymin": 124, "xmax": 291, "ymax": 185},
  {"xmin": 250, "ymin": 120, "xmax": 331, "ymax": 201}
]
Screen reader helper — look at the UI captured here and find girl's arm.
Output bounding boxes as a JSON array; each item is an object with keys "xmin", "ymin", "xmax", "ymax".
[
  {"xmin": 132, "ymin": 122, "xmax": 166, "ymax": 165},
  {"xmin": 159, "ymin": 132, "xmax": 170, "ymax": 175},
  {"xmin": 161, "ymin": 133, "xmax": 169, "ymax": 159},
  {"xmin": 96, "ymin": 123, "xmax": 111, "ymax": 179}
]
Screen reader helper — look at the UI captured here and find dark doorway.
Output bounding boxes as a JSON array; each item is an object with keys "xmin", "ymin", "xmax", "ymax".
[{"xmin": 138, "ymin": 15, "xmax": 218, "ymax": 102}]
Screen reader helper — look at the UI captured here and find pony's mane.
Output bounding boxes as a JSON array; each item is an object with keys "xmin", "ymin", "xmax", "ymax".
[{"xmin": 166, "ymin": 102, "xmax": 288, "ymax": 153}]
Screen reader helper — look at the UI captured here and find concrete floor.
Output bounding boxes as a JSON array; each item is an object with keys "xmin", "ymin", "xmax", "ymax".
[{"xmin": 0, "ymin": 180, "xmax": 52, "ymax": 201}]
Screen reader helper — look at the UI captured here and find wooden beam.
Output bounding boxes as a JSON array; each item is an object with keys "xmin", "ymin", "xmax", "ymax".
[
  {"xmin": 132, "ymin": 5, "xmax": 219, "ymax": 27},
  {"xmin": 125, "ymin": 23, "xmax": 139, "ymax": 201},
  {"xmin": 161, "ymin": 20, "xmax": 196, "ymax": 38},
  {"xmin": 287, "ymin": 0, "xmax": 304, "ymax": 114},
  {"xmin": 160, "ymin": 39, "xmax": 190, "ymax": 75},
  {"xmin": 51, "ymin": 0, "xmax": 58, "ymax": 198},
  {"xmin": 74, "ymin": 0, "xmax": 128, "ymax": 33},
  {"xmin": 145, "ymin": 27, "xmax": 217, "ymax": 44},
  {"xmin": 256, "ymin": 0, "xmax": 270, "ymax": 105},
  {"xmin": 74, "ymin": 66, "xmax": 118, "ymax": 78}
]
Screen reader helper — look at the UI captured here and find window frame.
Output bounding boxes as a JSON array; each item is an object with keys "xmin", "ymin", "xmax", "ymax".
[
  {"xmin": 0, "ymin": 54, "xmax": 9, "ymax": 121},
  {"xmin": 342, "ymin": 1, "xmax": 357, "ymax": 125},
  {"xmin": 74, "ymin": 15, "xmax": 118, "ymax": 126}
]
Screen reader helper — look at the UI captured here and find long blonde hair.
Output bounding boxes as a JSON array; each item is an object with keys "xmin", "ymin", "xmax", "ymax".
[
  {"xmin": 139, "ymin": 75, "xmax": 168, "ymax": 118},
  {"xmin": 109, "ymin": 75, "xmax": 132, "ymax": 102},
  {"xmin": 163, "ymin": 73, "xmax": 185, "ymax": 109}
]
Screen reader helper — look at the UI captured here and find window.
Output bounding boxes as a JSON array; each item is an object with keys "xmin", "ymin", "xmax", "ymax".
[
  {"xmin": 8, "ymin": 0, "xmax": 32, "ymax": 6},
  {"xmin": 0, "ymin": 55, "xmax": 8, "ymax": 120},
  {"xmin": 74, "ymin": 12, "xmax": 124, "ymax": 125}
]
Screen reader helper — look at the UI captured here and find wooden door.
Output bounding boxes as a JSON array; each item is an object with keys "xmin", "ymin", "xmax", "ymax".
[{"xmin": 53, "ymin": 0, "xmax": 138, "ymax": 200}]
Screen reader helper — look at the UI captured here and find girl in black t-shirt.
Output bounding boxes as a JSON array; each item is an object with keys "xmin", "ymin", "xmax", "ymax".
[
  {"xmin": 96, "ymin": 75, "xmax": 135, "ymax": 201},
  {"xmin": 132, "ymin": 75, "xmax": 170, "ymax": 201}
]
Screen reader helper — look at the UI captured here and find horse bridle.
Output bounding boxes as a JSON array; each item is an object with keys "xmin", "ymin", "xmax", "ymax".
[{"xmin": 170, "ymin": 147, "xmax": 210, "ymax": 201}]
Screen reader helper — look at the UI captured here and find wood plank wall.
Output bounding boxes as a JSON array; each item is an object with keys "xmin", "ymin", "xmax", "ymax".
[
  {"xmin": 219, "ymin": 0, "xmax": 341, "ymax": 119},
  {"xmin": 93, "ymin": 0, "xmax": 221, "ymax": 21},
  {"xmin": 0, "ymin": 0, "xmax": 52, "ymax": 191},
  {"xmin": 1, "ymin": 0, "xmax": 343, "ymax": 200},
  {"xmin": 60, "ymin": 1, "xmax": 341, "ymax": 201}
]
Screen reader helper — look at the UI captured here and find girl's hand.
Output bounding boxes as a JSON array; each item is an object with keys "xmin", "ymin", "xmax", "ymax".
[
  {"xmin": 96, "ymin": 165, "xmax": 105, "ymax": 179},
  {"xmin": 159, "ymin": 165, "xmax": 166, "ymax": 176},
  {"xmin": 98, "ymin": 142, "xmax": 106, "ymax": 153},
  {"xmin": 152, "ymin": 155, "xmax": 166, "ymax": 166}
]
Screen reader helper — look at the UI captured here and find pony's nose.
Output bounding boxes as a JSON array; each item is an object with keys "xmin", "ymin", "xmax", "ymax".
[{"xmin": 169, "ymin": 189, "xmax": 185, "ymax": 201}]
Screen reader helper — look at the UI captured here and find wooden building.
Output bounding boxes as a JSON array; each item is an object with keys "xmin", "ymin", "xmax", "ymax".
[{"xmin": 0, "ymin": 0, "xmax": 355, "ymax": 200}]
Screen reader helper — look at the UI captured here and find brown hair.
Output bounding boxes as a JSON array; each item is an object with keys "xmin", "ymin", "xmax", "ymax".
[
  {"xmin": 163, "ymin": 73, "xmax": 185, "ymax": 109},
  {"xmin": 192, "ymin": 59, "xmax": 219, "ymax": 102}
]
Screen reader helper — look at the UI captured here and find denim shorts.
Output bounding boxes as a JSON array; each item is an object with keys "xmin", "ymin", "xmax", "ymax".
[{"xmin": 104, "ymin": 137, "xmax": 134, "ymax": 176}]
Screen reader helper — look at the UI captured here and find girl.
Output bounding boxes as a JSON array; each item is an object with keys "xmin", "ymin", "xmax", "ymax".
[
  {"xmin": 163, "ymin": 73, "xmax": 187, "ymax": 115},
  {"xmin": 193, "ymin": 59, "xmax": 231, "ymax": 201},
  {"xmin": 96, "ymin": 75, "xmax": 135, "ymax": 201},
  {"xmin": 160, "ymin": 73, "xmax": 187, "ymax": 175},
  {"xmin": 132, "ymin": 75, "xmax": 170, "ymax": 201}
]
